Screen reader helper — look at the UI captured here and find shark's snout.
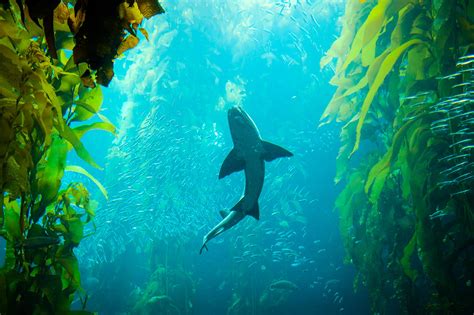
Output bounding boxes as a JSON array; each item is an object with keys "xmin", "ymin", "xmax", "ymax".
[
  {"xmin": 228, "ymin": 107, "xmax": 246, "ymax": 127},
  {"xmin": 228, "ymin": 107, "xmax": 242, "ymax": 117}
]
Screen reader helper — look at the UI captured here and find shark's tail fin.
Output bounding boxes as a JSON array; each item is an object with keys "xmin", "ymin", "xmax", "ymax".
[
  {"xmin": 261, "ymin": 141, "xmax": 293, "ymax": 162},
  {"xmin": 199, "ymin": 243, "xmax": 208, "ymax": 254}
]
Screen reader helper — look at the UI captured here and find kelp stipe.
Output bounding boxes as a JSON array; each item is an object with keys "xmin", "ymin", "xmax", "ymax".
[{"xmin": 321, "ymin": 0, "xmax": 474, "ymax": 313}]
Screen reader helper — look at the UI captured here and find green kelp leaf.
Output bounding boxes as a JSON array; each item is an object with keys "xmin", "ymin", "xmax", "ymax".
[
  {"xmin": 320, "ymin": 26, "xmax": 351, "ymax": 69},
  {"xmin": 335, "ymin": 171, "xmax": 366, "ymax": 259},
  {"xmin": 400, "ymin": 231, "xmax": 418, "ymax": 281},
  {"xmin": 406, "ymin": 45, "xmax": 432, "ymax": 81},
  {"xmin": 361, "ymin": 33, "xmax": 378, "ymax": 67},
  {"xmin": 4, "ymin": 153, "xmax": 30, "ymax": 199},
  {"xmin": 362, "ymin": 0, "xmax": 390, "ymax": 46},
  {"xmin": 0, "ymin": 269, "xmax": 7, "ymax": 310},
  {"xmin": 73, "ymin": 121, "xmax": 116, "ymax": 139},
  {"xmin": 59, "ymin": 125, "xmax": 101, "ymax": 169},
  {"xmin": 335, "ymin": 119, "xmax": 357, "ymax": 183},
  {"xmin": 397, "ymin": 143, "xmax": 412, "ymax": 200},
  {"xmin": 72, "ymin": 86, "xmax": 103, "ymax": 122},
  {"xmin": 57, "ymin": 254, "xmax": 81, "ymax": 290},
  {"xmin": 334, "ymin": 76, "xmax": 368, "ymax": 104},
  {"xmin": 65, "ymin": 165, "xmax": 108, "ymax": 199},
  {"xmin": 364, "ymin": 117, "xmax": 421, "ymax": 202},
  {"xmin": 390, "ymin": 3, "xmax": 418, "ymax": 47},
  {"xmin": 55, "ymin": 31, "xmax": 75, "ymax": 51},
  {"xmin": 38, "ymin": 274, "xmax": 71, "ymax": 311},
  {"xmin": 57, "ymin": 72, "xmax": 81, "ymax": 94},
  {"xmin": 3, "ymin": 199, "xmax": 21, "ymax": 240},
  {"xmin": 35, "ymin": 135, "xmax": 68, "ymax": 210},
  {"xmin": 61, "ymin": 183, "xmax": 90, "ymax": 211},
  {"xmin": 65, "ymin": 218, "xmax": 84, "ymax": 245},
  {"xmin": 117, "ymin": 35, "xmax": 140, "ymax": 56},
  {"xmin": 367, "ymin": 49, "xmax": 391, "ymax": 87},
  {"xmin": 36, "ymin": 72, "xmax": 64, "ymax": 128},
  {"xmin": 350, "ymin": 39, "xmax": 425, "ymax": 157},
  {"xmin": 364, "ymin": 151, "xmax": 391, "ymax": 204},
  {"xmin": 0, "ymin": 44, "xmax": 22, "ymax": 91},
  {"xmin": 336, "ymin": 22, "xmax": 367, "ymax": 79},
  {"xmin": 53, "ymin": 223, "xmax": 68, "ymax": 234},
  {"xmin": 58, "ymin": 49, "xmax": 69, "ymax": 67},
  {"xmin": 3, "ymin": 239, "xmax": 16, "ymax": 269},
  {"xmin": 0, "ymin": 19, "xmax": 28, "ymax": 40}
]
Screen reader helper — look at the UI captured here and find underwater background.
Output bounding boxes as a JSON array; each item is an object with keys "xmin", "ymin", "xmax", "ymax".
[
  {"xmin": 74, "ymin": 1, "xmax": 365, "ymax": 314},
  {"xmin": 1, "ymin": 0, "xmax": 473, "ymax": 314}
]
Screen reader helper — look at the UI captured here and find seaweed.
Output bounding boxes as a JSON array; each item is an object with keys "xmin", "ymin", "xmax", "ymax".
[
  {"xmin": 322, "ymin": 0, "xmax": 474, "ymax": 313},
  {"xmin": 0, "ymin": 0, "xmax": 164, "ymax": 313}
]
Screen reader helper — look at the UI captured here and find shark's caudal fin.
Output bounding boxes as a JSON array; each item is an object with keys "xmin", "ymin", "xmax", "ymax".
[
  {"xmin": 232, "ymin": 199, "xmax": 260, "ymax": 220},
  {"xmin": 199, "ymin": 243, "xmax": 208, "ymax": 254},
  {"xmin": 261, "ymin": 141, "xmax": 293, "ymax": 162},
  {"xmin": 219, "ymin": 149, "xmax": 245, "ymax": 179}
]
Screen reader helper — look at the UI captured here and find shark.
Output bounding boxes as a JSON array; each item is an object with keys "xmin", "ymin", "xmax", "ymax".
[{"xmin": 200, "ymin": 106, "xmax": 293, "ymax": 254}]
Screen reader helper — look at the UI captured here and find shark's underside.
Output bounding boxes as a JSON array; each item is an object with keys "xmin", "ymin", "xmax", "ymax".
[{"xmin": 200, "ymin": 106, "xmax": 293, "ymax": 254}]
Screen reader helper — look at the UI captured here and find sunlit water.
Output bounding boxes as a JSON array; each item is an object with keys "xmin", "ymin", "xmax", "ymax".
[{"xmin": 65, "ymin": 0, "xmax": 371, "ymax": 314}]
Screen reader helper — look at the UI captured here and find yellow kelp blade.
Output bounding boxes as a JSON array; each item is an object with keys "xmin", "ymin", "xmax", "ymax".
[
  {"xmin": 336, "ymin": 23, "xmax": 367, "ymax": 79},
  {"xmin": 362, "ymin": 0, "xmax": 390, "ymax": 46},
  {"xmin": 3, "ymin": 198, "xmax": 21, "ymax": 240},
  {"xmin": 35, "ymin": 135, "xmax": 68, "ymax": 210},
  {"xmin": 400, "ymin": 231, "xmax": 418, "ymax": 281},
  {"xmin": 364, "ymin": 116, "xmax": 421, "ymax": 203},
  {"xmin": 334, "ymin": 76, "xmax": 368, "ymax": 103},
  {"xmin": 72, "ymin": 86, "xmax": 103, "ymax": 122},
  {"xmin": 350, "ymin": 39, "xmax": 425, "ymax": 157},
  {"xmin": 116, "ymin": 35, "xmax": 139, "ymax": 56},
  {"xmin": 65, "ymin": 165, "xmax": 108, "ymax": 199},
  {"xmin": 59, "ymin": 125, "xmax": 101, "ymax": 169},
  {"xmin": 73, "ymin": 121, "xmax": 116, "ymax": 139}
]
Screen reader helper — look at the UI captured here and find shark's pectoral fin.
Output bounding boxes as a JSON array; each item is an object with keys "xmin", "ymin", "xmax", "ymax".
[
  {"xmin": 261, "ymin": 141, "xmax": 293, "ymax": 161},
  {"xmin": 219, "ymin": 148, "xmax": 245, "ymax": 179}
]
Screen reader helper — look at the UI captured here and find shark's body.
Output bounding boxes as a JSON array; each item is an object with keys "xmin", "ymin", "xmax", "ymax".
[{"xmin": 200, "ymin": 107, "xmax": 293, "ymax": 254}]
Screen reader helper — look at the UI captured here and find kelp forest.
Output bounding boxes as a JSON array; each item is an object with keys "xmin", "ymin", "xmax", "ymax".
[
  {"xmin": 321, "ymin": 0, "xmax": 474, "ymax": 313},
  {"xmin": 0, "ymin": 0, "xmax": 473, "ymax": 314},
  {"xmin": 0, "ymin": 0, "xmax": 163, "ymax": 313}
]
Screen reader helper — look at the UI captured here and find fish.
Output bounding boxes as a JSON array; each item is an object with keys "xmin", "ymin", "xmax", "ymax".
[
  {"xmin": 15, "ymin": 236, "xmax": 60, "ymax": 250},
  {"xmin": 269, "ymin": 279, "xmax": 299, "ymax": 291},
  {"xmin": 200, "ymin": 106, "xmax": 293, "ymax": 254}
]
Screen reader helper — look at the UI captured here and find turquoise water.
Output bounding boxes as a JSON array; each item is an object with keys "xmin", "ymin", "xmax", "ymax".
[{"xmin": 69, "ymin": 1, "xmax": 371, "ymax": 314}]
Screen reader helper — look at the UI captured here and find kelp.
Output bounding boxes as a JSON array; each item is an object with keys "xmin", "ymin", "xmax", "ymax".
[
  {"xmin": 70, "ymin": 0, "xmax": 164, "ymax": 86},
  {"xmin": 322, "ymin": 0, "xmax": 474, "ymax": 313},
  {"xmin": 0, "ymin": 0, "xmax": 164, "ymax": 313},
  {"xmin": 13, "ymin": 0, "xmax": 164, "ymax": 86}
]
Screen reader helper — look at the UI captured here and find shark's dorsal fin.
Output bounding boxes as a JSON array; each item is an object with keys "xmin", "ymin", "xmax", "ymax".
[
  {"xmin": 219, "ymin": 149, "xmax": 245, "ymax": 179},
  {"xmin": 261, "ymin": 141, "xmax": 293, "ymax": 162}
]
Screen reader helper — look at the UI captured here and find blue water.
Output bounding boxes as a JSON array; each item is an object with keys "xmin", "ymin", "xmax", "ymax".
[{"xmin": 69, "ymin": 1, "xmax": 371, "ymax": 314}]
